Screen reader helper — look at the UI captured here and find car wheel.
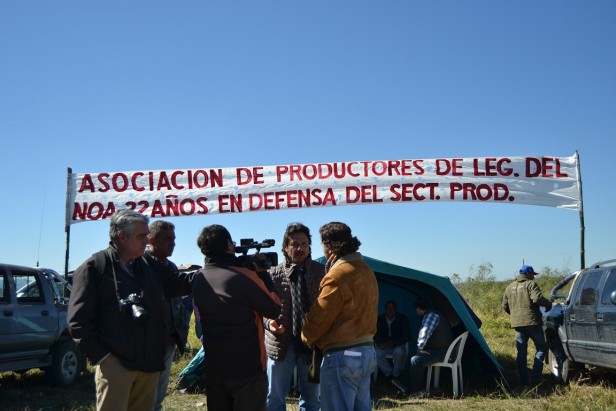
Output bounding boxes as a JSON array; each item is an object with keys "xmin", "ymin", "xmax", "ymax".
[
  {"xmin": 46, "ymin": 340, "xmax": 83, "ymax": 386},
  {"xmin": 561, "ymin": 357, "xmax": 582, "ymax": 384},
  {"xmin": 547, "ymin": 348, "xmax": 560, "ymax": 380},
  {"xmin": 547, "ymin": 343, "xmax": 582, "ymax": 384}
]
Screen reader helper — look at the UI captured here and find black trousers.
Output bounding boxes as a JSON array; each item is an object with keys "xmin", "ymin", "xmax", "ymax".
[{"xmin": 205, "ymin": 372, "xmax": 267, "ymax": 411}]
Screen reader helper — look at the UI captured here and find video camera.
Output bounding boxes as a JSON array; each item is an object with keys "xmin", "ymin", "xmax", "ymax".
[{"xmin": 235, "ymin": 238, "xmax": 278, "ymax": 271}]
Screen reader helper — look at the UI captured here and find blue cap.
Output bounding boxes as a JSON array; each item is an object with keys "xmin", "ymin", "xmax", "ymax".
[{"xmin": 519, "ymin": 265, "xmax": 536, "ymax": 275}]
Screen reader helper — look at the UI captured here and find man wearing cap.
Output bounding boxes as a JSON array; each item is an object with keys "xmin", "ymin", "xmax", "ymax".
[{"xmin": 502, "ymin": 265, "xmax": 552, "ymax": 387}]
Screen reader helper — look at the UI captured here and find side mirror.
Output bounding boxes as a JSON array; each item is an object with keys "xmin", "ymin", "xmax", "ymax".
[{"xmin": 610, "ymin": 290, "xmax": 616, "ymax": 305}]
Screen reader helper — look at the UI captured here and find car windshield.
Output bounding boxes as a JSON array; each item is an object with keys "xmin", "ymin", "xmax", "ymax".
[{"xmin": 550, "ymin": 271, "xmax": 581, "ymax": 303}]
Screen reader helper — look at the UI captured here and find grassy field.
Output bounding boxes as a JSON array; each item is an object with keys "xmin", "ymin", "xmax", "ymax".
[{"xmin": 1, "ymin": 272, "xmax": 615, "ymax": 410}]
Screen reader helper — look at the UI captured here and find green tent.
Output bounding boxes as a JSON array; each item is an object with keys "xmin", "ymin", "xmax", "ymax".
[{"xmin": 317, "ymin": 255, "xmax": 503, "ymax": 383}]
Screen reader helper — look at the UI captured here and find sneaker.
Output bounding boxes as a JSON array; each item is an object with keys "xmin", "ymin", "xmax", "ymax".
[{"xmin": 391, "ymin": 378, "xmax": 408, "ymax": 393}]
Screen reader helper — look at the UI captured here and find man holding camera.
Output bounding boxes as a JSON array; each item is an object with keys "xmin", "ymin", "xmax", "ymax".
[
  {"xmin": 192, "ymin": 224, "xmax": 282, "ymax": 411},
  {"xmin": 68, "ymin": 210, "xmax": 194, "ymax": 411}
]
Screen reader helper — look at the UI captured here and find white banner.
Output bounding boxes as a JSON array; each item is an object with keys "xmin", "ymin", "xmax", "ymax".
[{"xmin": 66, "ymin": 154, "xmax": 581, "ymax": 224}]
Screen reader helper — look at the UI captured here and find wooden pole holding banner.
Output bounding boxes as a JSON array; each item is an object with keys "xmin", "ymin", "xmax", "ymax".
[
  {"xmin": 575, "ymin": 151, "xmax": 585, "ymax": 269},
  {"xmin": 64, "ymin": 167, "xmax": 72, "ymax": 281}
]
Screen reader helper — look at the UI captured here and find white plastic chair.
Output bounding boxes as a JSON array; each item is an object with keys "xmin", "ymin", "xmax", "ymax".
[{"xmin": 425, "ymin": 331, "xmax": 469, "ymax": 398}]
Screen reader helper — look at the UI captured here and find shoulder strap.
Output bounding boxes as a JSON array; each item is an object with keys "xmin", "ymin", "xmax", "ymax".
[{"xmin": 93, "ymin": 250, "xmax": 108, "ymax": 274}]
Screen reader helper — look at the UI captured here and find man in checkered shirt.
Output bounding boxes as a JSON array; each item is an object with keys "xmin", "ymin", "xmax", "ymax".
[{"xmin": 408, "ymin": 297, "xmax": 453, "ymax": 394}]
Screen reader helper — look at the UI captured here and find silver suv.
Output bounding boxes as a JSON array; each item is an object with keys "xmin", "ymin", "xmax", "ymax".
[
  {"xmin": 543, "ymin": 259, "xmax": 616, "ymax": 383},
  {"xmin": 0, "ymin": 263, "xmax": 84, "ymax": 385}
]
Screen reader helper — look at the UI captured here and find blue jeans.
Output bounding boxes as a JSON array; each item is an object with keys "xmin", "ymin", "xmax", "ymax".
[
  {"xmin": 375, "ymin": 343, "xmax": 408, "ymax": 378},
  {"xmin": 515, "ymin": 325, "xmax": 546, "ymax": 385},
  {"xmin": 154, "ymin": 342, "xmax": 176, "ymax": 411},
  {"xmin": 319, "ymin": 345, "xmax": 376, "ymax": 411},
  {"xmin": 266, "ymin": 344, "xmax": 320, "ymax": 411},
  {"xmin": 409, "ymin": 348, "xmax": 447, "ymax": 392}
]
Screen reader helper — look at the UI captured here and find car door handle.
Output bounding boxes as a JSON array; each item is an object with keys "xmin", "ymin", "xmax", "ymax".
[
  {"xmin": 41, "ymin": 310, "xmax": 49, "ymax": 316},
  {"xmin": 569, "ymin": 314, "xmax": 576, "ymax": 322},
  {"xmin": 597, "ymin": 313, "xmax": 604, "ymax": 322},
  {"xmin": 3, "ymin": 310, "xmax": 13, "ymax": 317}
]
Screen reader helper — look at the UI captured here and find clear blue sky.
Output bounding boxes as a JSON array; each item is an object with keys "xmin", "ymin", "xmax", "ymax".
[{"xmin": 1, "ymin": 1, "xmax": 614, "ymax": 280}]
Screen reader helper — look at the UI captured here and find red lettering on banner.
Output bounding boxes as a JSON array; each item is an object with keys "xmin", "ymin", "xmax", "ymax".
[
  {"xmin": 79, "ymin": 169, "xmax": 224, "ymax": 195},
  {"xmin": 150, "ymin": 195, "xmax": 205, "ymax": 217},
  {"xmin": 274, "ymin": 160, "xmax": 425, "ymax": 182},
  {"xmin": 78, "ymin": 174, "xmax": 96, "ymax": 193},
  {"xmin": 449, "ymin": 183, "xmax": 511, "ymax": 201},
  {"xmin": 72, "ymin": 202, "xmax": 116, "ymax": 220},
  {"xmin": 473, "ymin": 158, "xmax": 513, "ymax": 176},
  {"xmin": 346, "ymin": 186, "xmax": 384, "ymax": 203},
  {"xmin": 411, "ymin": 159, "xmax": 425, "ymax": 175},
  {"xmin": 262, "ymin": 192, "xmax": 286, "ymax": 209},
  {"xmin": 195, "ymin": 197, "xmax": 209, "ymax": 215},
  {"xmin": 302, "ymin": 165, "xmax": 318, "ymax": 180},
  {"xmin": 96, "ymin": 173, "xmax": 111, "ymax": 192},
  {"xmin": 389, "ymin": 183, "xmax": 439, "ymax": 201},
  {"xmin": 275, "ymin": 165, "xmax": 289, "ymax": 182},
  {"xmin": 237, "ymin": 167, "xmax": 264, "ymax": 185},
  {"xmin": 436, "ymin": 159, "xmax": 463, "ymax": 176},
  {"xmin": 526, "ymin": 157, "xmax": 568, "ymax": 178},
  {"xmin": 131, "ymin": 172, "xmax": 145, "ymax": 191},
  {"xmin": 171, "ymin": 171, "xmax": 184, "ymax": 190},
  {"xmin": 249, "ymin": 194, "xmax": 263, "ymax": 210},
  {"xmin": 219, "ymin": 195, "xmax": 243, "ymax": 213},
  {"xmin": 111, "ymin": 173, "xmax": 129, "ymax": 192},
  {"xmin": 157, "ymin": 172, "xmax": 171, "ymax": 191},
  {"xmin": 247, "ymin": 189, "xmax": 337, "ymax": 210},
  {"xmin": 125, "ymin": 200, "xmax": 149, "ymax": 214},
  {"xmin": 347, "ymin": 162, "xmax": 360, "ymax": 177},
  {"xmin": 190, "ymin": 169, "xmax": 223, "ymax": 188}
]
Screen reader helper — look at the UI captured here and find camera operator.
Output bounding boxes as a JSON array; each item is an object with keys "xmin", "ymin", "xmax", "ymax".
[
  {"xmin": 192, "ymin": 224, "xmax": 282, "ymax": 411},
  {"xmin": 68, "ymin": 210, "xmax": 194, "ymax": 411}
]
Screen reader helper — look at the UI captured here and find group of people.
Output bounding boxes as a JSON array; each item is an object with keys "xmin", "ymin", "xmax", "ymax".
[
  {"xmin": 67, "ymin": 208, "xmax": 553, "ymax": 411},
  {"xmin": 67, "ymin": 210, "xmax": 379, "ymax": 411},
  {"xmin": 373, "ymin": 297, "xmax": 454, "ymax": 396},
  {"xmin": 372, "ymin": 262, "xmax": 554, "ymax": 394}
]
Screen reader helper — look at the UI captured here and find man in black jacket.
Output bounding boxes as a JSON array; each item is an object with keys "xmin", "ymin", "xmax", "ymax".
[
  {"xmin": 374, "ymin": 300, "xmax": 412, "ymax": 391},
  {"xmin": 68, "ymin": 210, "xmax": 193, "ymax": 411},
  {"xmin": 192, "ymin": 224, "xmax": 282, "ymax": 411}
]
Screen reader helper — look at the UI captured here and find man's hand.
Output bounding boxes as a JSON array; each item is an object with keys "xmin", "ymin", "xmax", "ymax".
[
  {"xmin": 268, "ymin": 319, "xmax": 285, "ymax": 335},
  {"xmin": 252, "ymin": 254, "xmax": 270, "ymax": 272}
]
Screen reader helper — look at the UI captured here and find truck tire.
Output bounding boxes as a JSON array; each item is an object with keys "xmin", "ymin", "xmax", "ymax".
[
  {"xmin": 46, "ymin": 340, "xmax": 84, "ymax": 386},
  {"xmin": 547, "ymin": 343, "xmax": 582, "ymax": 384}
]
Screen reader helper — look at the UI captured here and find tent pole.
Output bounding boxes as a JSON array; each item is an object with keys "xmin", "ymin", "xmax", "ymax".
[{"xmin": 575, "ymin": 151, "xmax": 585, "ymax": 269}]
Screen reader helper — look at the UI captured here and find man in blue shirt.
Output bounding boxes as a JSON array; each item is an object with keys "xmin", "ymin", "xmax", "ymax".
[{"xmin": 409, "ymin": 297, "xmax": 453, "ymax": 394}]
